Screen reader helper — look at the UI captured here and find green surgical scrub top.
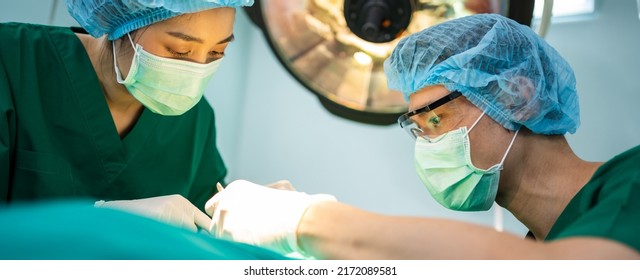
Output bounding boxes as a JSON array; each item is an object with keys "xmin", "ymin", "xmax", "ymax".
[
  {"xmin": 546, "ymin": 145, "xmax": 640, "ymax": 252},
  {"xmin": 0, "ymin": 22, "xmax": 227, "ymax": 211}
]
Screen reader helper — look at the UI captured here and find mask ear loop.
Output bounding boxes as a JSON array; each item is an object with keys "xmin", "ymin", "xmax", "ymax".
[
  {"xmin": 497, "ymin": 128, "xmax": 520, "ymax": 169},
  {"xmin": 493, "ymin": 127, "xmax": 520, "ymax": 232},
  {"xmin": 112, "ymin": 33, "xmax": 136, "ymax": 82},
  {"xmin": 464, "ymin": 111, "xmax": 520, "ymax": 232},
  {"xmin": 465, "ymin": 111, "xmax": 520, "ymax": 170},
  {"xmin": 464, "ymin": 111, "xmax": 486, "ymax": 137}
]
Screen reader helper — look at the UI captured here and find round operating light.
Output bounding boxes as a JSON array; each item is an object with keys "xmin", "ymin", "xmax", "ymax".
[{"xmin": 245, "ymin": 0, "xmax": 536, "ymax": 125}]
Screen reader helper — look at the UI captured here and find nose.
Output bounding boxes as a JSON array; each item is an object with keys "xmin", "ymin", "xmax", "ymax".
[
  {"xmin": 191, "ymin": 52, "xmax": 210, "ymax": 64},
  {"xmin": 199, "ymin": 57, "xmax": 215, "ymax": 64}
]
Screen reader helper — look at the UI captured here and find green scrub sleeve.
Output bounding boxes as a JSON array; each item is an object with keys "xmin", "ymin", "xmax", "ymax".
[
  {"xmin": 546, "ymin": 146, "xmax": 640, "ymax": 252},
  {"xmin": 188, "ymin": 111, "xmax": 227, "ymax": 211},
  {"xmin": 0, "ymin": 60, "xmax": 14, "ymax": 202}
]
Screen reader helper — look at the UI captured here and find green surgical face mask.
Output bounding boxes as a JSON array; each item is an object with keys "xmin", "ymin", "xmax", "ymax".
[
  {"xmin": 113, "ymin": 34, "xmax": 223, "ymax": 116},
  {"xmin": 414, "ymin": 113, "xmax": 519, "ymax": 211}
]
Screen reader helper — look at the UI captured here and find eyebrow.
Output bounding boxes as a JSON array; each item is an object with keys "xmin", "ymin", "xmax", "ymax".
[
  {"xmin": 166, "ymin": 32, "xmax": 235, "ymax": 45},
  {"xmin": 217, "ymin": 34, "xmax": 235, "ymax": 44}
]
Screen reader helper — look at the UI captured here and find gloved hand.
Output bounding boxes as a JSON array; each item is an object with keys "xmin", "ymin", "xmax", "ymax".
[
  {"xmin": 265, "ymin": 180, "xmax": 296, "ymax": 191},
  {"xmin": 205, "ymin": 180, "xmax": 336, "ymax": 256},
  {"xmin": 95, "ymin": 194, "xmax": 211, "ymax": 232}
]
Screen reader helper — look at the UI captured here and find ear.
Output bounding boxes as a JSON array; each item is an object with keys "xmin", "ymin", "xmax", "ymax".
[{"xmin": 508, "ymin": 76, "xmax": 539, "ymax": 122}]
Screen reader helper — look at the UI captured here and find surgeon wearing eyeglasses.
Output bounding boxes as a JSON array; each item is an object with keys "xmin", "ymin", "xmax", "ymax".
[{"xmin": 203, "ymin": 14, "xmax": 640, "ymax": 259}]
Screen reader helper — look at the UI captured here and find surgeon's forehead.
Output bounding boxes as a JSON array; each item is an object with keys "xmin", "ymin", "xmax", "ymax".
[{"xmin": 408, "ymin": 85, "xmax": 450, "ymax": 111}]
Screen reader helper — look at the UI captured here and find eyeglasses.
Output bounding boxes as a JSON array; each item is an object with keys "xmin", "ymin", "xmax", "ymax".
[{"xmin": 397, "ymin": 91, "xmax": 464, "ymax": 140}]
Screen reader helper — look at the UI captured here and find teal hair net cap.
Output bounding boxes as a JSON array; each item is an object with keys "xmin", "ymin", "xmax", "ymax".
[
  {"xmin": 384, "ymin": 14, "xmax": 580, "ymax": 135},
  {"xmin": 66, "ymin": 0, "xmax": 254, "ymax": 40}
]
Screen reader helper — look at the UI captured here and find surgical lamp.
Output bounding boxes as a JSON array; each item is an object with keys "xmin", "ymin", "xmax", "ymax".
[{"xmin": 245, "ymin": 0, "xmax": 550, "ymax": 125}]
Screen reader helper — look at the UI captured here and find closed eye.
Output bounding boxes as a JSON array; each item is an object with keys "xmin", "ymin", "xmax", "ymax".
[
  {"xmin": 167, "ymin": 48, "xmax": 191, "ymax": 57},
  {"xmin": 209, "ymin": 50, "xmax": 225, "ymax": 57}
]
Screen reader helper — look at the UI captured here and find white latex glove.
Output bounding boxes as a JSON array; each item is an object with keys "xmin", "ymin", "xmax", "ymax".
[
  {"xmin": 265, "ymin": 180, "xmax": 296, "ymax": 191},
  {"xmin": 95, "ymin": 194, "xmax": 211, "ymax": 232},
  {"xmin": 205, "ymin": 180, "xmax": 336, "ymax": 256}
]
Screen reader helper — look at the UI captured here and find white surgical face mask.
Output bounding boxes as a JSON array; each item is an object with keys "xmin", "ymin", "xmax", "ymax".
[
  {"xmin": 113, "ymin": 34, "xmax": 223, "ymax": 116},
  {"xmin": 414, "ymin": 112, "xmax": 519, "ymax": 211}
]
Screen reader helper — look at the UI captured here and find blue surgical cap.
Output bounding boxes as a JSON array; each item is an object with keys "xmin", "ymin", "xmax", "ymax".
[
  {"xmin": 66, "ymin": 0, "xmax": 254, "ymax": 40},
  {"xmin": 384, "ymin": 14, "xmax": 579, "ymax": 135}
]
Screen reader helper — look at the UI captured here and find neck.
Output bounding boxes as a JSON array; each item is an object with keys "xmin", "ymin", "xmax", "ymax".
[
  {"xmin": 495, "ymin": 130, "xmax": 602, "ymax": 240},
  {"xmin": 76, "ymin": 34, "xmax": 144, "ymax": 137},
  {"xmin": 79, "ymin": 34, "xmax": 142, "ymax": 112}
]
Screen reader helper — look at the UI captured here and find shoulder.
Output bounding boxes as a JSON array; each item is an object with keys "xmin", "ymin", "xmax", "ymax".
[
  {"xmin": 0, "ymin": 23, "xmax": 78, "ymax": 58},
  {"xmin": 546, "ymin": 145, "xmax": 640, "ymax": 254},
  {"xmin": 591, "ymin": 145, "xmax": 640, "ymax": 205},
  {"xmin": 596, "ymin": 145, "xmax": 640, "ymax": 177},
  {"xmin": 0, "ymin": 23, "xmax": 35, "ymax": 50},
  {"xmin": 0, "ymin": 22, "xmax": 67, "ymax": 41},
  {"xmin": 580, "ymin": 145, "xmax": 640, "ymax": 206}
]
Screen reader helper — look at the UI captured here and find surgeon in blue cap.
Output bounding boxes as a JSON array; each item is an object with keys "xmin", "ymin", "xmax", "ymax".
[
  {"xmin": 199, "ymin": 14, "xmax": 640, "ymax": 259},
  {"xmin": 0, "ymin": 0, "xmax": 254, "ymax": 232}
]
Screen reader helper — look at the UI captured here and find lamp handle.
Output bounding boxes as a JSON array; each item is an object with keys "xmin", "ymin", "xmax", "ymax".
[{"xmin": 535, "ymin": 0, "xmax": 554, "ymax": 38}]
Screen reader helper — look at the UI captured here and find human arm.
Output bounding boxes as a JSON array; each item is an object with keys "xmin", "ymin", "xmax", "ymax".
[
  {"xmin": 187, "ymin": 104, "xmax": 227, "ymax": 211},
  {"xmin": 96, "ymin": 194, "xmax": 212, "ymax": 232},
  {"xmin": 298, "ymin": 201, "xmax": 640, "ymax": 259},
  {"xmin": 206, "ymin": 180, "xmax": 640, "ymax": 259}
]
